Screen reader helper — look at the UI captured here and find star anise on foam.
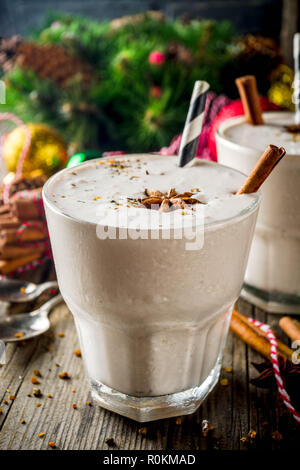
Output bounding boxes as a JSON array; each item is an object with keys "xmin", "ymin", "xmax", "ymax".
[{"xmin": 141, "ymin": 188, "xmax": 202, "ymax": 212}]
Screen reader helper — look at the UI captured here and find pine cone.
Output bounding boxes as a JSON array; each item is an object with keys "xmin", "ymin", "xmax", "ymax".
[
  {"xmin": 0, "ymin": 35, "xmax": 23, "ymax": 72},
  {"xmin": 15, "ymin": 42, "xmax": 93, "ymax": 87},
  {"xmin": 237, "ymin": 35, "xmax": 282, "ymax": 62},
  {"xmin": 165, "ymin": 41, "xmax": 192, "ymax": 64}
]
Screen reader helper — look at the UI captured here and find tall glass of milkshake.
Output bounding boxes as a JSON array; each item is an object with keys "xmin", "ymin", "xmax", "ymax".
[
  {"xmin": 217, "ymin": 111, "xmax": 300, "ymax": 313},
  {"xmin": 43, "ymin": 154, "xmax": 259, "ymax": 421}
]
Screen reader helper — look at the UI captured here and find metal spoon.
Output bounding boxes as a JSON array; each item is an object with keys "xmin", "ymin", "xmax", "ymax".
[
  {"xmin": 0, "ymin": 279, "xmax": 58, "ymax": 303},
  {"xmin": 0, "ymin": 294, "xmax": 63, "ymax": 342}
]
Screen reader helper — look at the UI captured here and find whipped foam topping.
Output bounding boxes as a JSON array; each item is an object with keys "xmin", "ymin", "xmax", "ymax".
[
  {"xmin": 225, "ymin": 112, "xmax": 300, "ymax": 155},
  {"xmin": 45, "ymin": 155, "xmax": 257, "ymax": 227}
]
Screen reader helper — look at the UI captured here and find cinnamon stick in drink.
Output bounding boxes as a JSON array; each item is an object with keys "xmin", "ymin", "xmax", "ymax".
[
  {"xmin": 237, "ymin": 145, "xmax": 286, "ymax": 194},
  {"xmin": 235, "ymin": 75, "xmax": 264, "ymax": 125},
  {"xmin": 279, "ymin": 316, "xmax": 300, "ymax": 342}
]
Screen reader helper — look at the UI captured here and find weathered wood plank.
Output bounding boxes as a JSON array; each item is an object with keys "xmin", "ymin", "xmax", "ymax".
[{"xmin": 0, "ymin": 298, "xmax": 299, "ymax": 450}]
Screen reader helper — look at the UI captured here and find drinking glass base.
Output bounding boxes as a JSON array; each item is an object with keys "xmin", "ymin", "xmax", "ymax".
[
  {"xmin": 90, "ymin": 358, "xmax": 222, "ymax": 422},
  {"xmin": 242, "ymin": 283, "xmax": 300, "ymax": 314}
]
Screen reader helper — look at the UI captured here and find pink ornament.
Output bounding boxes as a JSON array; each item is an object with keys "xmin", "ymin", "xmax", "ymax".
[{"xmin": 149, "ymin": 51, "xmax": 165, "ymax": 65}]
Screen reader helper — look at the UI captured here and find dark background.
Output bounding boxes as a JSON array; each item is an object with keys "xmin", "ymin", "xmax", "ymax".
[{"xmin": 0, "ymin": 0, "xmax": 299, "ymax": 64}]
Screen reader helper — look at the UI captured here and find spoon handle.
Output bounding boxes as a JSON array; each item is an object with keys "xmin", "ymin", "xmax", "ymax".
[
  {"xmin": 35, "ymin": 281, "xmax": 59, "ymax": 298},
  {"xmin": 39, "ymin": 294, "xmax": 63, "ymax": 317}
]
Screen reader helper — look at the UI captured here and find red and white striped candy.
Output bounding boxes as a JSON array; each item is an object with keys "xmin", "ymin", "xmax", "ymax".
[{"xmin": 248, "ymin": 317, "xmax": 300, "ymax": 424}]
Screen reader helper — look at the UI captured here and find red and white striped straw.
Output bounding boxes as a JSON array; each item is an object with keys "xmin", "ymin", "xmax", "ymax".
[{"xmin": 248, "ymin": 317, "xmax": 300, "ymax": 424}]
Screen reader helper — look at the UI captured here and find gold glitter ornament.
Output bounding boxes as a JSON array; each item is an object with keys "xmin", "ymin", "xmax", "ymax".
[
  {"xmin": 268, "ymin": 64, "xmax": 294, "ymax": 110},
  {"xmin": 3, "ymin": 123, "xmax": 68, "ymax": 176}
]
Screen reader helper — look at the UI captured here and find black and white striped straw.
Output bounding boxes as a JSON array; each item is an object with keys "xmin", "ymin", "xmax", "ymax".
[
  {"xmin": 178, "ymin": 80, "xmax": 210, "ymax": 167},
  {"xmin": 294, "ymin": 33, "xmax": 300, "ymax": 124}
]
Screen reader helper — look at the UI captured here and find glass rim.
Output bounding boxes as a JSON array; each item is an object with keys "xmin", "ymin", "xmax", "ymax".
[
  {"xmin": 216, "ymin": 110, "xmax": 296, "ymax": 154},
  {"xmin": 42, "ymin": 154, "xmax": 261, "ymax": 230}
]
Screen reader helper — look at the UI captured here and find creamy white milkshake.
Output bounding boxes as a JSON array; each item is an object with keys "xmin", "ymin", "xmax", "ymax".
[
  {"xmin": 217, "ymin": 112, "xmax": 300, "ymax": 313},
  {"xmin": 43, "ymin": 154, "xmax": 259, "ymax": 421}
]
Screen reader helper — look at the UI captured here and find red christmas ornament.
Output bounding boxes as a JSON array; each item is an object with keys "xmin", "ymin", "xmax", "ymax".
[
  {"xmin": 207, "ymin": 97, "xmax": 279, "ymax": 160},
  {"xmin": 149, "ymin": 51, "xmax": 165, "ymax": 65}
]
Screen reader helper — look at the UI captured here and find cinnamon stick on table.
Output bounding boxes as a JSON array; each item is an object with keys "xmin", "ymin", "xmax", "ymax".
[
  {"xmin": 237, "ymin": 145, "xmax": 286, "ymax": 194},
  {"xmin": 279, "ymin": 316, "xmax": 300, "ymax": 342},
  {"xmin": 230, "ymin": 310, "xmax": 293, "ymax": 362},
  {"xmin": 235, "ymin": 75, "xmax": 264, "ymax": 125}
]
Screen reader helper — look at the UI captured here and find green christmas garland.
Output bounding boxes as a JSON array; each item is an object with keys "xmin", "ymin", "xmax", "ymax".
[{"xmin": 0, "ymin": 13, "xmax": 282, "ymax": 153}]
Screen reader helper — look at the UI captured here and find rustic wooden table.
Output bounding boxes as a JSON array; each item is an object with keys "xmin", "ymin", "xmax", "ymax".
[{"xmin": 0, "ymin": 297, "xmax": 299, "ymax": 450}]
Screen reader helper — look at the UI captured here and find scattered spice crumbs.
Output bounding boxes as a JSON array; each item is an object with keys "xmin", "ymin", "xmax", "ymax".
[
  {"xmin": 3, "ymin": 400, "xmax": 8, "ymax": 405},
  {"xmin": 271, "ymin": 431, "xmax": 283, "ymax": 441},
  {"xmin": 58, "ymin": 372, "xmax": 69, "ymax": 379},
  {"xmin": 47, "ymin": 394, "xmax": 53, "ymax": 399},
  {"xmin": 105, "ymin": 437, "xmax": 116, "ymax": 447},
  {"xmin": 14, "ymin": 333, "xmax": 23, "ymax": 338},
  {"xmin": 72, "ymin": 389, "xmax": 76, "ymax": 393},
  {"xmin": 240, "ymin": 437, "xmax": 247, "ymax": 443},
  {"xmin": 175, "ymin": 418, "xmax": 182, "ymax": 425},
  {"xmin": 86, "ymin": 401, "xmax": 92, "ymax": 406},
  {"xmin": 73, "ymin": 349, "xmax": 81, "ymax": 357},
  {"xmin": 138, "ymin": 427, "xmax": 147, "ymax": 436},
  {"xmin": 32, "ymin": 388, "xmax": 41, "ymax": 397},
  {"xmin": 36, "ymin": 403, "xmax": 41, "ymax": 408},
  {"xmin": 33, "ymin": 369, "xmax": 41, "ymax": 377},
  {"xmin": 31, "ymin": 377, "xmax": 40, "ymax": 385},
  {"xmin": 9, "ymin": 395, "xmax": 16, "ymax": 401},
  {"xmin": 72, "ymin": 404, "xmax": 77, "ymax": 409},
  {"xmin": 20, "ymin": 287, "xmax": 26, "ymax": 293},
  {"xmin": 220, "ymin": 378, "xmax": 229, "ymax": 386},
  {"xmin": 38, "ymin": 432, "xmax": 45, "ymax": 438},
  {"xmin": 224, "ymin": 367, "xmax": 233, "ymax": 373},
  {"xmin": 248, "ymin": 430, "xmax": 257, "ymax": 439},
  {"xmin": 58, "ymin": 332, "xmax": 64, "ymax": 338},
  {"xmin": 48, "ymin": 441, "xmax": 56, "ymax": 448},
  {"xmin": 20, "ymin": 419, "xmax": 25, "ymax": 424},
  {"xmin": 202, "ymin": 420, "xmax": 214, "ymax": 437},
  {"xmin": 6, "ymin": 389, "xmax": 10, "ymax": 393}
]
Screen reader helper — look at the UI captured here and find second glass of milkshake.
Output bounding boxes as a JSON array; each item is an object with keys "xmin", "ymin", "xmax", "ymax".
[
  {"xmin": 217, "ymin": 111, "xmax": 300, "ymax": 313},
  {"xmin": 43, "ymin": 154, "xmax": 260, "ymax": 421}
]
